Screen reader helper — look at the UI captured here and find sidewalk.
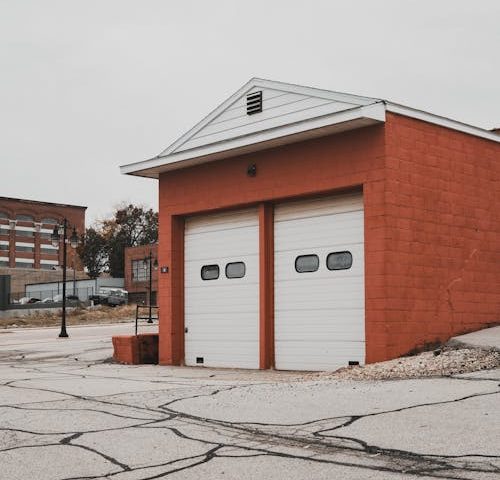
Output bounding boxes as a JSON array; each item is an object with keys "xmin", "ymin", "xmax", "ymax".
[{"xmin": 448, "ymin": 325, "xmax": 500, "ymax": 351}]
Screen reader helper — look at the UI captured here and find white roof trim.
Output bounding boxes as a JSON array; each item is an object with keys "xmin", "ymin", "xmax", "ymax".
[
  {"xmin": 121, "ymin": 103, "xmax": 385, "ymax": 178},
  {"xmin": 386, "ymin": 102, "xmax": 500, "ymax": 143},
  {"xmin": 121, "ymin": 78, "xmax": 499, "ymax": 179}
]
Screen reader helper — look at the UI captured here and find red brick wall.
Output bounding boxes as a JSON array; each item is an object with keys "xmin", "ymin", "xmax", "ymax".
[
  {"xmin": 0, "ymin": 197, "xmax": 86, "ymax": 270},
  {"xmin": 158, "ymin": 125, "xmax": 387, "ymax": 365},
  {"xmin": 124, "ymin": 244, "xmax": 158, "ymax": 302},
  {"xmin": 383, "ymin": 113, "xmax": 500, "ymax": 358}
]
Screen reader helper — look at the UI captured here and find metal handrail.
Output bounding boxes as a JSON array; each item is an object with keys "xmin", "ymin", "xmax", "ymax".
[{"xmin": 135, "ymin": 304, "xmax": 159, "ymax": 335}]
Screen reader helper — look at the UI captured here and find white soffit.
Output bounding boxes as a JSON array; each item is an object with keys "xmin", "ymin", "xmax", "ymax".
[{"xmin": 121, "ymin": 78, "xmax": 500, "ymax": 179}]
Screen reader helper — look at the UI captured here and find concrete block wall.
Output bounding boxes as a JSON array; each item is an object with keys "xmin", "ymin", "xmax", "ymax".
[{"xmin": 383, "ymin": 113, "xmax": 500, "ymax": 358}]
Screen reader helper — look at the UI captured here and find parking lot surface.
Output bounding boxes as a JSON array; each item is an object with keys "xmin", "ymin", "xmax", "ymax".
[{"xmin": 0, "ymin": 324, "xmax": 499, "ymax": 479}]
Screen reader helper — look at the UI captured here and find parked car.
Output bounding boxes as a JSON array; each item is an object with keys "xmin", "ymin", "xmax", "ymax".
[
  {"xmin": 18, "ymin": 297, "xmax": 41, "ymax": 305},
  {"xmin": 90, "ymin": 287, "xmax": 128, "ymax": 307},
  {"xmin": 51, "ymin": 294, "xmax": 79, "ymax": 303}
]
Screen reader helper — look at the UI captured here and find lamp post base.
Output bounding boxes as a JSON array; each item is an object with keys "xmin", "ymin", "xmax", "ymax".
[{"xmin": 58, "ymin": 331, "xmax": 69, "ymax": 338}]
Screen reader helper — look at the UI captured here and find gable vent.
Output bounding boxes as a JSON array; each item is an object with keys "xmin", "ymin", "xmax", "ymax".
[{"xmin": 246, "ymin": 91, "xmax": 263, "ymax": 115}]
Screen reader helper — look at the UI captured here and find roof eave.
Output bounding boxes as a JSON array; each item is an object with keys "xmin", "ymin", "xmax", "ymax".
[
  {"xmin": 386, "ymin": 102, "xmax": 500, "ymax": 143},
  {"xmin": 120, "ymin": 103, "xmax": 385, "ymax": 179}
]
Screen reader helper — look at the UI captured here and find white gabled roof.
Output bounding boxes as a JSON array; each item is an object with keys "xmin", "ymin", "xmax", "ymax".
[{"xmin": 121, "ymin": 78, "xmax": 499, "ymax": 179}]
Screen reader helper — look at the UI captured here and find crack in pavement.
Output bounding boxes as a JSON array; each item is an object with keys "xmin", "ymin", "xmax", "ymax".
[{"xmin": 1, "ymin": 355, "xmax": 499, "ymax": 479}]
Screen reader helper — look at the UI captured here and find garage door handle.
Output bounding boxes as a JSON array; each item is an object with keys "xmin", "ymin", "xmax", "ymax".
[{"xmin": 185, "ymin": 327, "xmax": 188, "ymax": 333}]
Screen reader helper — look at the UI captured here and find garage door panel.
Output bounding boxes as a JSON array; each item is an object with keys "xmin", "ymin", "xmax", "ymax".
[
  {"xmin": 275, "ymin": 193, "xmax": 365, "ymax": 371},
  {"xmin": 275, "ymin": 215, "xmax": 364, "ymax": 252},
  {"xmin": 274, "ymin": 315, "xmax": 365, "ymax": 340},
  {"xmin": 185, "ymin": 255, "xmax": 259, "ymax": 286},
  {"xmin": 279, "ymin": 292, "xmax": 363, "ymax": 312},
  {"xmin": 185, "ymin": 229, "xmax": 258, "ymax": 260},
  {"xmin": 275, "ymin": 193, "xmax": 364, "ymax": 220},
  {"xmin": 185, "ymin": 299, "xmax": 258, "ymax": 315},
  {"xmin": 185, "ymin": 318, "xmax": 258, "ymax": 338},
  {"xmin": 275, "ymin": 254, "xmax": 364, "ymax": 280},
  {"xmin": 274, "ymin": 276, "xmax": 364, "ymax": 290},
  {"xmin": 185, "ymin": 209, "xmax": 258, "ymax": 232},
  {"xmin": 274, "ymin": 341, "xmax": 364, "ymax": 371},
  {"xmin": 275, "ymin": 243, "xmax": 364, "ymax": 270},
  {"xmin": 186, "ymin": 342, "xmax": 259, "ymax": 369},
  {"xmin": 185, "ymin": 208, "xmax": 259, "ymax": 369}
]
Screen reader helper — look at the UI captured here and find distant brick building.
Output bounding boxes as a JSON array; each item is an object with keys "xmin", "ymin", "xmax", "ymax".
[
  {"xmin": 124, "ymin": 244, "xmax": 158, "ymax": 305},
  {"xmin": 0, "ymin": 196, "xmax": 86, "ymax": 276}
]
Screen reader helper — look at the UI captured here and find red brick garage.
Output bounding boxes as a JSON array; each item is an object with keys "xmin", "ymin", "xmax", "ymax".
[{"xmin": 121, "ymin": 78, "xmax": 500, "ymax": 370}]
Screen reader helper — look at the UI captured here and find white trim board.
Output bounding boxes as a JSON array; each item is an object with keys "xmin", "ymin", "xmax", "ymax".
[
  {"xmin": 385, "ymin": 102, "xmax": 500, "ymax": 143},
  {"xmin": 120, "ymin": 78, "xmax": 499, "ymax": 179}
]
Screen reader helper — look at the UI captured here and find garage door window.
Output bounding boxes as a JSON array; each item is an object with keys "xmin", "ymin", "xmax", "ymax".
[
  {"xmin": 327, "ymin": 251, "xmax": 353, "ymax": 270},
  {"xmin": 201, "ymin": 264, "xmax": 219, "ymax": 280},
  {"xmin": 295, "ymin": 254, "xmax": 319, "ymax": 273},
  {"xmin": 226, "ymin": 262, "xmax": 246, "ymax": 279}
]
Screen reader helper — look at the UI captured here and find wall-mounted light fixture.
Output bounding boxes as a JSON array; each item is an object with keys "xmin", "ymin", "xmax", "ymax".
[{"xmin": 247, "ymin": 164, "xmax": 257, "ymax": 177}]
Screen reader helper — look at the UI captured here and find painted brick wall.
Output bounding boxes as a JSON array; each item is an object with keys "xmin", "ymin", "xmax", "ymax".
[
  {"xmin": 383, "ymin": 113, "xmax": 500, "ymax": 358},
  {"xmin": 158, "ymin": 125, "xmax": 387, "ymax": 365}
]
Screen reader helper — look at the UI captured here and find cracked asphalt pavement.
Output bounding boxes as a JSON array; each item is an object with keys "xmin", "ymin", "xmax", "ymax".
[{"xmin": 0, "ymin": 324, "xmax": 499, "ymax": 479}]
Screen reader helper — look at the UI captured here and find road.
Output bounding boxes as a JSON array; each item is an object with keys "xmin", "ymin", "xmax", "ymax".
[{"xmin": 0, "ymin": 323, "xmax": 499, "ymax": 479}]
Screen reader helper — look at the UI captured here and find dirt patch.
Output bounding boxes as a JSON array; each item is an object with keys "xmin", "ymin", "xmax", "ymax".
[
  {"xmin": 312, "ymin": 347, "xmax": 500, "ymax": 381},
  {"xmin": 0, "ymin": 304, "xmax": 137, "ymax": 329}
]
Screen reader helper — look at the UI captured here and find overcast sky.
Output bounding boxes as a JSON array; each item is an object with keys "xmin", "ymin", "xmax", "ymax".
[{"xmin": 1, "ymin": 0, "xmax": 498, "ymax": 225}]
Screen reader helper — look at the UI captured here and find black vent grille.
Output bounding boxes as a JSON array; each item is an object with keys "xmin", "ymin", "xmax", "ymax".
[{"xmin": 246, "ymin": 91, "xmax": 263, "ymax": 115}]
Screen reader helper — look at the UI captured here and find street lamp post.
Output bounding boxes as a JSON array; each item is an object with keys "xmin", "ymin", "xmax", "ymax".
[
  {"xmin": 51, "ymin": 219, "xmax": 79, "ymax": 338},
  {"xmin": 143, "ymin": 251, "xmax": 158, "ymax": 323}
]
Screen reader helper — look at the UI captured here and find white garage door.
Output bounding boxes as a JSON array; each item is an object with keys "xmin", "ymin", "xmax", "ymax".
[
  {"xmin": 274, "ymin": 193, "xmax": 365, "ymax": 371},
  {"xmin": 184, "ymin": 208, "xmax": 259, "ymax": 368}
]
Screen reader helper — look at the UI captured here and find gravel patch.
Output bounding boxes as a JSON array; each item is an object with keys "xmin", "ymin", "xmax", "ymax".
[{"xmin": 313, "ymin": 347, "xmax": 500, "ymax": 380}]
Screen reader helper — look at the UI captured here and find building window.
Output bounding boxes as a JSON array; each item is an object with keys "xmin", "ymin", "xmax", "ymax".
[
  {"xmin": 0, "ymin": 211, "xmax": 8, "ymax": 219},
  {"xmin": 16, "ymin": 230, "xmax": 35, "ymax": 238},
  {"xmin": 0, "ymin": 226, "xmax": 10, "ymax": 235},
  {"xmin": 201, "ymin": 264, "xmax": 219, "ymax": 280},
  {"xmin": 40, "ymin": 264, "xmax": 56, "ymax": 270},
  {"xmin": 16, "ymin": 214, "xmax": 34, "ymax": 222},
  {"xmin": 295, "ymin": 254, "xmax": 319, "ymax": 273},
  {"xmin": 41, "ymin": 218, "xmax": 58, "ymax": 225},
  {"xmin": 40, "ymin": 247, "xmax": 58, "ymax": 255},
  {"xmin": 131, "ymin": 259, "xmax": 149, "ymax": 282},
  {"xmin": 0, "ymin": 244, "xmax": 9, "ymax": 251},
  {"xmin": 15, "ymin": 262, "xmax": 33, "ymax": 269},
  {"xmin": 0, "ymin": 260, "xmax": 9, "ymax": 267},
  {"xmin": 225, "ymin": 262, "xmax": 246, "ymax": 279},
  {"xmin": 326, "ymin": 251, "xmax": 353, "ymax": 270},
  {"xmin": 16, "ymin": 245, "xmax": 34, "ymax": 253}
]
